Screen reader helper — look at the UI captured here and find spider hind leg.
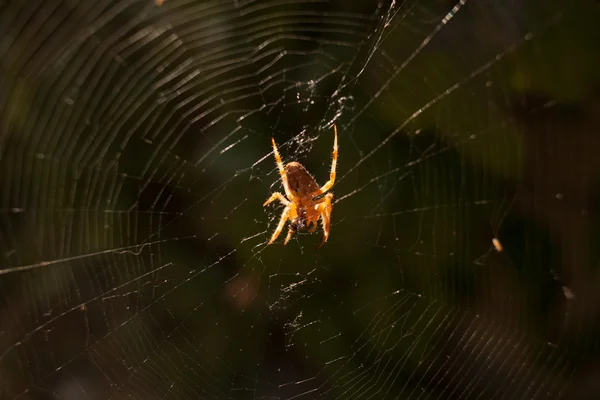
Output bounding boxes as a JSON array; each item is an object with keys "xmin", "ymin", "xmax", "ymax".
[
  {"xmin": 271, "ymin": 138, "xmax": 297, "ymax": 201},
  {"xmin": 313, "ymin": 124, "xmax": 338, "ymax": 196},
  {"xmin": 264, "ymin": 192, "xmax": 289, "ymax": 207}
]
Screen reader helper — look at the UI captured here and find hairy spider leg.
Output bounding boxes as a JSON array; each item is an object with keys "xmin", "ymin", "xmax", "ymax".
[
  {"xmin": 316, "ymin": 193, "xmax": 333, "ymax": 248},
  {"xmin": 271, "ymin": 138, "xmax": 297, "ymax": 201},
  {"xmin": 284, "ymin": 227, "xmax": 295, "ymax": 245},
  {"xmin": 312, "ymin": 124, "xmax": 338, "ymax": 196},
  {"xmin": 268, "ymin": 204, "xmax": 294, "ymax": 244},
  {"xmin": 263, "ymin": 192, "xmax": 289, "ymax": 207}
]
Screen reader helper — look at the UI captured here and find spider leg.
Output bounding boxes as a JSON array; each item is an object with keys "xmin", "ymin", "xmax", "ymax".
[
  {"xmin": 316, "ymin": 193, "xmax": 333, "ymax": 248},
  {"xmin": 307, "ymin": 221, "xmax": 318, "ymax": 233},
  {"xmin": 317, "ymin": 208, "xmax": 331, "ymax": 249},
  {"xmin": 271, "ymin": 138, "xmax": 297, "ymax": 201},
  {"xmin": 284, "ymin": 227, "xmax": 295, "ymax": 245},
  {"xmin": 312, "ymin": 124, "xmax": 338, "ymax": 196},
  {"xmin": 267, "ymin": 205, "xmax": 291, "ymax": 245},
  {"xmin": 263, "ymin": 192, "xmax": 289, "ymax": 207}
]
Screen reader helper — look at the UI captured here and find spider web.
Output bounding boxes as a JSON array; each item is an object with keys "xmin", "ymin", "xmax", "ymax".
[{"xmin": 1, "ymin": 0, "xmax": 599, "ymax": 398}]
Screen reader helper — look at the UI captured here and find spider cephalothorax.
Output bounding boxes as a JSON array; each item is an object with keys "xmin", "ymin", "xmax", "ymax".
[
  {"xmin": 264, "ymin": 125, "xmax": 338, "ymax": 247},
  {"xmin": 289, "ymin": 207, "xmax": 308, "ymax": 232}
]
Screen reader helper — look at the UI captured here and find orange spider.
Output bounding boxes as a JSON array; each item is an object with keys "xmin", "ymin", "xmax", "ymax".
[{"xmin": 264, "ymin": 125, "xmax": 338, "ymax": 247}]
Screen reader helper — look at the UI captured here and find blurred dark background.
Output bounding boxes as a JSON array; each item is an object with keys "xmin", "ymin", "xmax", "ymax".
[{"xmin": 1, "ymin": 0, "xmax": 600, "ymax": 398}]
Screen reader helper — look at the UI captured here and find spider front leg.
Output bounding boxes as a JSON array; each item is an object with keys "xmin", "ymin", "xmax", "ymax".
[
  {"xmin": 267, "ymin": 205, "xmax": 291, "ymax": 245},
  {"xmin": 316, "ymin": 193, "xmax": 333, "ymax": 249},
  {"xmin": 284, "ymin": 227, "xmax": 295, "ymax": 245}
]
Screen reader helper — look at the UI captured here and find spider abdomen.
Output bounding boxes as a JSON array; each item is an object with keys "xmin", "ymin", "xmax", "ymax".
[{"xmin": 285, "ymin": 162, "xmax": 320, "ymax": 197}]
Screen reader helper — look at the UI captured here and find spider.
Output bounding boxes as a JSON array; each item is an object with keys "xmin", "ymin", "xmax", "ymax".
[{"xmin": 264, "ymin": 125, "xmax": 338, "ymax": 248}]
